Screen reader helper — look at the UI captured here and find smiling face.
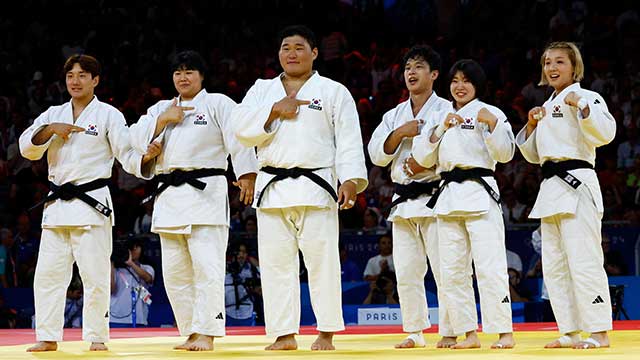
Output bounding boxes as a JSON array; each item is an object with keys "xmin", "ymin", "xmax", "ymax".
[
  {"xmin": 278, "ymin": 35, "xmax": 317, "ymax": 78},
  {"xmin": 543, "ymin": 48, "xmax": 575, "ymax": 93},
  {"xmin": 172, "ymin": 67, "xmax": 203, "ymax": 100},
  {"xmin": 65, "ymin": 63, "xmax": 98, "ymax": 101},
  {"xmin": 404, "ymin": 57, "xmax": 438, "ymax": 95},
  {"xmin": 450, "ymin": 70, "xmax": 477, "ymax": 109}
]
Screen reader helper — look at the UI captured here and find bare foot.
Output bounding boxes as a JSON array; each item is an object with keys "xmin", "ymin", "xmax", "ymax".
[
  {"xmin": 311, "ymin": 332, "xmax": 335, "ymax": 351},
  {"xmin": 451, "ymin": 331, "xmax": 481, "ymax": 349},
  {"xmin": 26, "ymin": 341, "xmax": 57, "ymax": 352},
  {"xmin": 89, "ymin": 342, "xmax": 108, "ymax": 351},
  {"xmin": 174, "ymin": 333, "xmax": 198, "ymax": 350},
  {"xmin": 265, "ymin": 334, "xmax": 298, "ymax": 350},
  {"xmin": 395, "ymin": 338, "xmax": 416, "ymax": 349},
  {"xmin": 436, "ymin": 336, "xmax": 457, "ymax": 348},
  {"xmin": 545, "ymin": 332, "xmax": 581, "ymax": 348},
  {"xmin": 574, "ymin": 331, "xmax": 610, "ymax": 349},
  {"xmin": 187, "ymin": 334, "xmax": 214, "ymax": 351},
  {"xmin": 491, "ymin": 332, "xmax": 515, "ymax": 349},
  {"xmin": 395, "ymin": 333, "xmax": 425, "ymax": 348}
]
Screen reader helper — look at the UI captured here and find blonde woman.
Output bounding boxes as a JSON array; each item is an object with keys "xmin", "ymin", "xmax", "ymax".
[{"xmin": 516, "ymin": 42, "xmax": 616, "ymax": 349}]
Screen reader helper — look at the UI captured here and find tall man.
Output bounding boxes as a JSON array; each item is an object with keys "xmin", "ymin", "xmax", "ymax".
[
  {"xmin": 129, "ymin": 51, "xmax": 257, "ymax": 351},
  {"xmin": 232, "ymin": 25, "xmax": 368, "ymax": 351},
  {"xmin": 368, "ymin": 45, "xmax": 469, "ymax": 349},
  {"xmin": 19, "ymin": 54, "xmax": 155, "ymax": 352}
]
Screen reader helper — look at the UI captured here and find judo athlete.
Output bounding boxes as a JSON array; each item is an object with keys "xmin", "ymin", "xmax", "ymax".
[
  {"xmin": 368, "ymin": 45, "xmax": 468, "ymax": 349},
  {"xmin": 412, "ymin": 59, "xmax": 515, "ymax": 349},
  {"xmin": 19, "ymin": 54, "xmax": 155, "ymax": 352},
  {"xmin": 516, "ymin": 41, "xmax": 615, "ymax": 349},
  {"xmin": 232, "ymin": 25, "xmax": 368, "ymax": 351},
  {"xmin": 129, "ymin": 50, "xmax": 258, "ymax": 351}
]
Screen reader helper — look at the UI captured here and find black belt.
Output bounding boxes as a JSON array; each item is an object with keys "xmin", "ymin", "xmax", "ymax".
[
  {"xmin": 426, "ymin": 167, "xmax": 500, "ymax": 209},
  {"xmin": 541, "ymin": 160, "xmax": 593, "ymax": 189},
  {"xmin": 29, "ymin": 178, "xmax": 112, "ymax": 217},
  {"xmin": 385, "ymin": 180, "xmax": 440, "ymax": 211},
  {"xmin": 256, "ymin": 166, "xmax": 337, "ymax": 207},
  {"xmin": 141, "ymin": 168, "xmax": 226, "ymax": 204}
]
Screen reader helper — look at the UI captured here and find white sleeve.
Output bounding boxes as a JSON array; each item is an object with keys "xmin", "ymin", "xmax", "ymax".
[
  {"xmin": 577, "ymin": 92, "xmax": 616, "ymax": 148},
  {"xmin": 483, "ymin": 110, "xmax": 515, "ymax": 163},
  {"xmin": 333, "ymin": 86, "xmax": 368, "ymax": 193},
  {"xmin": 232, "ymin": 80, "xmax": 280, "ymax": 148},
  {"xmin": 363, "ymin": 258, "xmax": 376, "ymax": 278},
  {"xmin": 142, "ymin": 264, "xmax": 155, "ymax": 285},
  {"xmin": 367, "ymin": 109, "xmax": 400, "ymax": 167},
  {"xmin": 19, "ymin": 108, "xmax": 53, "ymax": 160},
  {"xmin": 129, "ymin": 102, "xmax": 164, "ymax": 155},
  {"xmin": 515, "ymin": 126, "xmax": 541, "ymax": 164},
  {"xmin": 216, "ymin": 95, "xmax": 259, "ymax": 178},
  {"xmin": 411, "ymin": 113, "xmax": 443, "ymax": 168},
  {"xmin": 106, "ymin": 109, "xmax": 147, "ymax": 179}
]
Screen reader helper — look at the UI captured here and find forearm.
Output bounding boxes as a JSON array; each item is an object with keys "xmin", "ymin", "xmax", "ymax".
[
  {"xmin": 263, "ymin": 105, "xmax": 281, "ymax": 131},
  {"xmin": 129, "ymin": 263, "xmax": 153, "ymax": 284},
  {"xmin": 31, "ymin": 125, "xmax": 54, "ymax": 145},
  {"xmin": 152, "ymin": 117, "xmax": 167, "ymax": 138},
  {"xmin": 383, "ymin": 130, "xmax": 404, "ymax": 155}
]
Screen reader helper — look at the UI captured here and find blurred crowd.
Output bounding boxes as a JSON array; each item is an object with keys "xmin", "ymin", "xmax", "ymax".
[{"xmin": 1, "ymin": 1, "xmax": 639, "ymax": 326}]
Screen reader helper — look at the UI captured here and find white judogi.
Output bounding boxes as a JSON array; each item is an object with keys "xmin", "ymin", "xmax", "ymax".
[
  {"xmin": 368, "ymin": 94, "xmax": 469, "ymax": 336},
  {"xmin": 129, "ymin": 89, "xmax": 258, "ymax": 337},
  {"xmin": 19, "ymin": 96, "xmax": 144, "ymax": 343},
  {"xmin": 412, "ymin": 99, "xmax": 515, "ymax": 334},
  {"xmin": 516, "ymin": 82, "xmax": 615, "ymax": 334},
  {"xmin": 232, "ymin": 71, "xmax": 368, "ymax": 337}
]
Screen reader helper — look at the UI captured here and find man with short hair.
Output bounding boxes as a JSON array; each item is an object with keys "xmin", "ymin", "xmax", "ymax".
[
  {"xmin": 19, "ymin": 54, "xmax": 156, "ymax": 352},
  {"xmin": 233, "ymin": 25, "xmax": 368, "ymax": 351}
]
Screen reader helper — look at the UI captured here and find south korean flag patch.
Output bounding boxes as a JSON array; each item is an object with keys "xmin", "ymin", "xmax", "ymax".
[{"xmin": 194, "ymin": 113, "xmax": 207, "ymax": 125}]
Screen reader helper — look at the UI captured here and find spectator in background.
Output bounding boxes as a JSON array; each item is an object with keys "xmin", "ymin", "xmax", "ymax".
[
  {"xmin": 133, "ymin": 201, "xmax": 153, "ymax": 235},
  {"xmin": 339, "ymin": 243, "xmax": 360, "ymax": 283},
  {"xmin": 0, "ymin": 228, "xmax": 16, "ymax": 287},
  {"xmin": 363, "ymin": 274, "xmax": 398, "ymax": 305},
  {"xmin": 110, "ymin": 237, "xmax": 155, "ymax": 327},
  {"xmin": 13, "ymin": 213, "xmax": 39, "ymax": 287},
  {"xmin": 64, "ymin": 278, "xmax": 83, "ymax": 329},
  {"xmin": 0, "ymin": 228, "xmax": 14, "ymax": 288},
  {"xmin": 0, "ymin": 293, "xmax": 17, "ymax": 329},
  {"xmin": 363, "ymin": 234, "xmax": 395, "ymax": 281},
  {"xmin": 361, "ymin": 207, "xmax": 388, "ymax": 235},
  {"xmin": 501, "ymin": 188, "xmax": 527, "ymax": 225},
  {"xmin": 617, "ymin": 126, "xmax": 639, "ymax": 169},
  {"xmin": 602, "ymin": 233, "xmax": 628, "ymax": 276},
  {"xmin": 506, "ymin": 249, "xmax": 530, "ymax": 302},
  {"xmin": 224, "ymin": 243, "xmax": 262, "ymax": 326}
]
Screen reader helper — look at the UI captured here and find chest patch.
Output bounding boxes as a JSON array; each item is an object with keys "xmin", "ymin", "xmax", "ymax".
[
  {"xmin": 308, "ymin": 98, "xmax": 323, "ymax": 111},
  {"xmin": 552, "ymin": 104, "xmax": 563, "ymax": 118},
  {"xmin": 194, "ymin": 113, "xmax": 208, "ymax": 125},
  {"xmin": 85, "ymin": 124, "xmax": 99, "ymax": 136},
  {"xmin": 460, "ymin": 117, "xmax": 475, "ymax": 130}
]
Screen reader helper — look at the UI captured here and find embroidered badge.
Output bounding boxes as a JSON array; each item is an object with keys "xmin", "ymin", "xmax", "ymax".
[
  {"xmin": 552, "ymin": 104, "xmax": 563, "ymax": 118},
  {"xmin": 460, "ymin": 117, "xmax": 475, "ymax": 129},
  {"xmin": 85, "ymin": 124, "xmax": 99, "ymax": 136},
  {"xmin": 308, "ymin": 98, "xmax": 323, "ymax": 111},
  {"xmin": 194, "ymin": 113, "xmax": 207, "ymax": 125}
]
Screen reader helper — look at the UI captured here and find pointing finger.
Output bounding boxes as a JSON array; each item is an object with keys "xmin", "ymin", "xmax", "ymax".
[
  {"xmin": 71, "ymin": 126, "xmax": 86, "ymax": 132},
  {"xmin": 296, "ymin": 100, "xmax": 311, "ymax": 105},
  {"xmin": 178, "ymin": 106, "xmax": 195, "ymax": 111}
]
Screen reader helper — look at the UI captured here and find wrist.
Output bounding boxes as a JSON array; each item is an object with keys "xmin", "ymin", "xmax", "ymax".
[
  {"xmin": 433, "ymin": 123, "xmax": 447, "ymax": 138},
  {"xmin": 577, "ymin": 97, "xmax": 588, "ymax": 111}
]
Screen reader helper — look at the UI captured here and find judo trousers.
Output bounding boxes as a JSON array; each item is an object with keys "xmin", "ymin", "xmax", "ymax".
[{"xmin": 257, "ymin": 205, "xmax": 345, "ymax": 337}]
